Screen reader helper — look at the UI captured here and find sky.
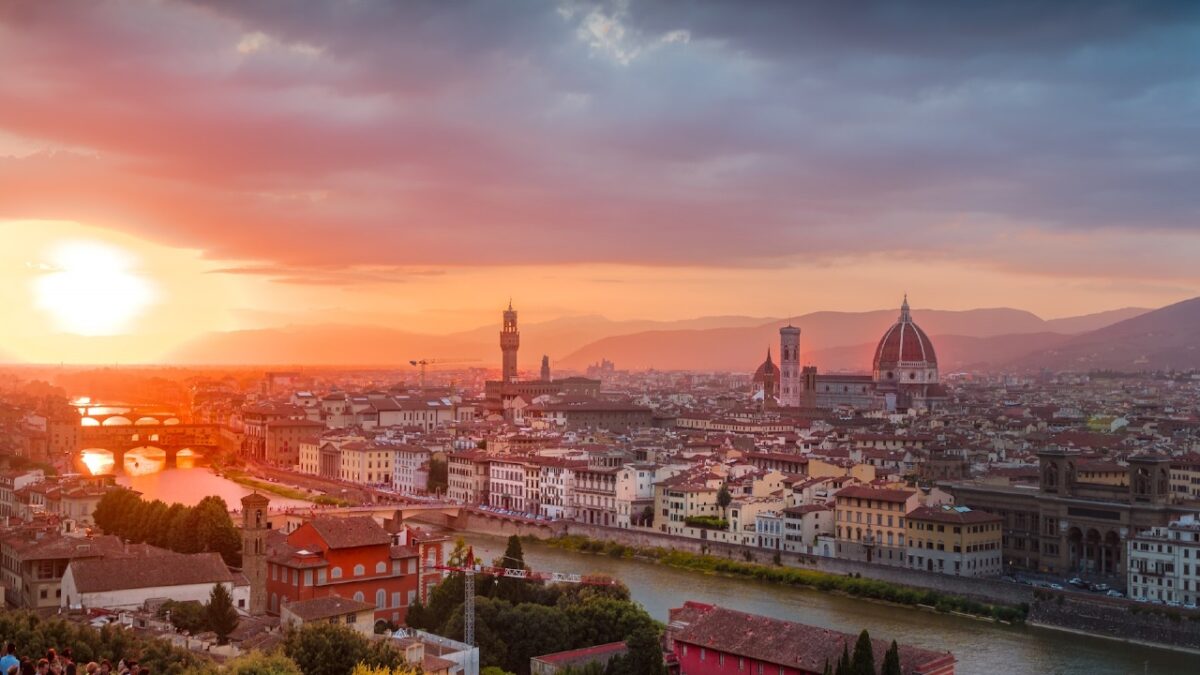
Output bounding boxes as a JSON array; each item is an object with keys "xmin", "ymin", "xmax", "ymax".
[{"xmin": 1, "ymin": 1, "xmax": 1199, "ymax": 363}]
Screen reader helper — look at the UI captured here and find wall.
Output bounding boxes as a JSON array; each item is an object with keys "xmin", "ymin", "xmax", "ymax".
[{"xmin": 1030, "ymin": 594, "xmax": 1200, "ymax": 651}]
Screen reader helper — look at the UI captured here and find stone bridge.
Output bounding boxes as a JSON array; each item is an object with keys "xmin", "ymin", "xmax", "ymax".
[
  {"xmin": 76, "ymin": 402, "xmax": 183, "ymax": 427},
  {"xmin": 249, "ymin": 502, "xmax": 468, "ymax": 532},
  {"xmin": 79, "ymin": 423, "xmax": 221, "ymax": 470}
]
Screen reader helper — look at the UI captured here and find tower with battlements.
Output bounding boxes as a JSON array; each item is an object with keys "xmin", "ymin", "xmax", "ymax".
[
  {"xmin": 240, "ymin": 492, "xmax": 270, "ymax": 615},
  {"xmin": 501, "ymin": 301, "xmax": 520, "ymax": 383}
]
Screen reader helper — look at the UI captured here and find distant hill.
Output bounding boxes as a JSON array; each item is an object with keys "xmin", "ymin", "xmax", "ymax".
[
  {"xmin": 1042, "ymin": 307, "xmax": 1148, "ymax": 334},
  {"xmin": 162, "ymin": 304, "xmax": 1157, "ymax": 370},
  {"xmin": 558, "ymin": 307, "xmax": 1129, "ymax": 372},
  {"xmin": 1013, "ymin": 297, "xmax": 1200, "ymax": 371},
  {"xmin": 808, "ymin": 333, "xmax": 1074, "ymax": 373}
]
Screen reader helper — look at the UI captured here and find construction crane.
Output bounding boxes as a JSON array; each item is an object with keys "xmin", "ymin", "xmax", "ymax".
[
  {"xmin": 434, "ymin": 547, "xmax": 620, "ymax": 646},
  {"xmin": 408, "ymin": 358, "xmax": 479, "ymax": 390}
]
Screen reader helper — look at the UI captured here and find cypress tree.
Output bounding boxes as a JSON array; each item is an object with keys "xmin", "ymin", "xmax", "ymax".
[
  {"xmin": 881, "ymin": 640, "xmax": 903, "ymax": 675},
  {"xmin": 850, "ymin": 629, "xmax": 875, "ymax": 675}
]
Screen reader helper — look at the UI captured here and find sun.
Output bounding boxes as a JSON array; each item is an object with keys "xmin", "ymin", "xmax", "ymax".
[{"xmin": 32, "ymin": 240, "xmax": 158, "ymax": 336}]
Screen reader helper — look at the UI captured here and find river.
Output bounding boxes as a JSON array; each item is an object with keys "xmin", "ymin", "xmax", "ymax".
[
  {"xmin": 81, "ymin": 448, "xmax": 312, "ymax": 509},
  {"xmin": 461, "ymin": 533, "xmax": 1196, "ymax": 675}
]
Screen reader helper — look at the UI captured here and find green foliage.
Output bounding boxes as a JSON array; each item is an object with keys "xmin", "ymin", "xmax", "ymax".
[
  {"xmin": 480, "ymin": 668, "xmax": 514, "ymax": 675},
  {"xmin": 427, "ymin": 456, "xmax": 449, "ymax": 494},
  {"xmin": 350, "ymin": 664, "xmax": 420, "ymax": 675},
  {"xmin": 683, "ymin": 516, "xmax": 728, "ymax": 530},
  {"xmin": 545, "ymin": 535, "xmax": 1027, "ymax": 623},
  {"xmin": 157, "ymin": 600, "xmax": 208, "ymax": 634},
  {"xmin": 93, "ymin": 489, "xmax": 242, "ymax": 565},
  {"xmin": 183, "ymin": 652, "xmax": 304, "ymax": 675},
  {"xmin": 835, "ymin": 641, "xmax": 850, "ymax": 675},
  {"xmin": 716, "ymin": 483, "xmax": 732, "ymax": 511},
  {"xmin": 282, "ymin": 622, "xmax": 404, "ymax": 675},
  {"xmin": 0, "ymin": 611, "xmax": 206, "ymax": 674},
  {"xmin": 205, "ymin": 583, "xmax": 240, "ymax": 645},
  {"xmin": 494, "ymin": 535, "xmax": 530, "ymax": 604},
  {"xmin": 881, "ymin": 640, "xmax": 903, "ymax": 675},
  {"xmin": 850, "ymin": 630, "xmax": 874, "ymax": 675},
  {"xmin": 422, "ymin": 560, "xmax": 662, "ymax": 675}
]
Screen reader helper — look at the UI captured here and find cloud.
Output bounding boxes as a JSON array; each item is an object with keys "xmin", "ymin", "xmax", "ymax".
[{"xmin": 0, "ymin": 0, "xmax": 1196, "ymax": 285}]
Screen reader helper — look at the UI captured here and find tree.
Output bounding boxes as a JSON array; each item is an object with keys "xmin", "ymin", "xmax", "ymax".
[
  {"xmin": 639, "ymin": 505, "xmax": 654, "ymax": 527},
  {"xmin": 205, "ymin": 584, "xmax": 239, "ymax": 645},
  {"xmin": 881, "ymin": 640, "xmax": 903, "ymax": 675},
  {"xmin": 835, "ymin": 641, "xmax": 850, "ymax": 675},
  {"xmin": 610, "ymin": 625, "xmax": 665, "ymax": 675},
  {"xmin": 480, "ymin": 668, "xmax": 513, "ymax": 675},
  {"xmin": 716, "ymin": 483, "xmax": 732, "ymax": 519},
  {"xmin": 850, "ymin": 630, "xmax": 875, "ymax": 675},
  {"xmin": 494, "ymin": 535, "xmax": 530, "ymax": 604},
  {"xmin": 283, "ymin": 621, "xmax": 404, "ymax": 675},
  {"xmin": 158, "ymin": 600, "xmax": 208, "ymax": 634},
  {"xmin": 427, "ymin": 456, "xmax": 448, "ymax": 495},
  {"xmin": 822, "ymin": 659, "xmax": 832, "ymax": 675},
  {"xmin": 219, "ymin": 652, "xmax": 304, "ymax": 675},
  {"xmin": 350, "ymin": 666, "xmax": 420, "ymax": 675}
]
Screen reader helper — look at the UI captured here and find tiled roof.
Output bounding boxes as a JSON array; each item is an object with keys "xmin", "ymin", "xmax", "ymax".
[
  {"xmin": 68, "ymin": 552, "xmax": 234, "ymax": 593},
  {"xmin": 284, "ymin": 596, "xmax": 375, "ymax": 621},
  {"xmin": 834, "ymin": 485, "xmax": 917, "ymax": 503},
  {"xmin": 308, "ymin": 517, "xmax": 392, "ymax": 549}
]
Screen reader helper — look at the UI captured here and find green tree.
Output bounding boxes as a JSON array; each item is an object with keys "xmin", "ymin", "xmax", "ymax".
[
  {"xmin": 494, "ymin": 535, "xmax": 530, "ymax": 604},
  {"xmin": 480, "ymin": 668, "xmax": 514, "ymax": 675},
  {"xmin": 822, "ymin": 659, "xmax": 832, "ymax": 675},
  {"xmin": 284, "ymin": 622, "xmax": 372, "ymax": 675},
  {"xmin": 881, "ymin": 640, "xmax": 902, "ymax": 675},
  {"xmin": 220, "ymin": 652, "xmax": 305, "ymax": 675},
  {"xmin": 850, "ymin": 630, "xmax": 875, "ymax": 675},
  {"xmin": 609, "ymin": 625, "xmax": 665, "ymax": 675},
  {"xmin": 158, "ymin": 600, "xmax": 208, "ymax": 634},
  {"xmin": 835, "ymin": 641, "xmax": 850, "ymax": 675},
  {"xmin": 205, "ymin": 584, "xmax": 239, "ymax": 645},
  {"xmin": 716, "ymin": 483, "xmax": 732, "ymax": 519},
  {"xmin": 427, "ymin": 456, "xmax": 449, "ymax": 495}
]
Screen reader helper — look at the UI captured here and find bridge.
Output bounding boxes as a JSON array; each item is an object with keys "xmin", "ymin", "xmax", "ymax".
[
  {"xmin": 75, "ymin": 402, "xmax": 183, "ymax": 427},
  {"xmin": 245, "ymin": 502, "xmax": 468, "ymax": 532},
  {"xmin": 78, "ymin": 423, "xmax": 221, "ymax": 471}
]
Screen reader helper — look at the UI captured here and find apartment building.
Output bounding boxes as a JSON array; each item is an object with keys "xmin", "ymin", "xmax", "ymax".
[
  {"xmin": 906, "ymin": 505, "xmax": 1003, "ymax": 577},
  {"xmin": 834, "ymin": 485, "xmax": 920, "ymax": 567},
  {"xmin": 1127, "ymin": 515, "xmax": 1200, "ymax": 606}
]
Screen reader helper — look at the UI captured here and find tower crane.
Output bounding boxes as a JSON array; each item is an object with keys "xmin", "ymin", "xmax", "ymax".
[
  {"xmin": 433, "ymin": 547, "xmax": 619, "ymax": 646},
  {"xmin": 408, "ymin": 358, "xmax": 479, "ymax": 390}
]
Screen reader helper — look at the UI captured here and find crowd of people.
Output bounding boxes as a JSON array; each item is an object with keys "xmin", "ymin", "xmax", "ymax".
[{"xmin": 0, "ymin": 644, "xmax": 151, "ymax": 675}]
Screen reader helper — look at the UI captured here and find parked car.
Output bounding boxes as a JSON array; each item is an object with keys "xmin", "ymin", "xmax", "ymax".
[
  {"xmin": 1068, "ymin": 577, "xmax": 1087, "ymax": 588},
  {"xmin": 1048, "ymin": 583, "xmax": 1064, "ymax": 591},
  {"xmin": 1090, "ymin": 583, "xmax": 1110, "ymax": 592},
  {"xmin": 1105, "ymin": 590, "xmax": 1124, "ymax": 598}
]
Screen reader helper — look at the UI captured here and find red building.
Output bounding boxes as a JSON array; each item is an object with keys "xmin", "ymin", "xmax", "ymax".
[
  {"xmin": 666, "ymin": 602, "xmax": 955, "ymax": 675},
  {"xmin": 267, "ymin": 516, "xmax": 428, "ymax": 625}
]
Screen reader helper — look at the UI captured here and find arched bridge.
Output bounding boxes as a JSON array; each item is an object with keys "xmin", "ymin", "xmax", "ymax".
[
  {"xmin": 79, "ymin": 423, "xmax": 221, "ymax": 470},
  {"xmin": 76, "ymin": 402, "xmax": 183, "ymax": 427}
]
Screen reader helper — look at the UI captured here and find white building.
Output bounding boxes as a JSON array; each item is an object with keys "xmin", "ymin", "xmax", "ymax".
[
  {"xmin": 1127, "ymin": 515, "xmax": 1200, "ymax": 607},
  {"xmin": 614, "ymin": 463, "xmax": 664, "ymax": 528},
  {"xmin": 392, "ymin": 445, "xmax": 433, "ymax": 495},
  {"xmin": 61, "ymin": 552, "xmax": 249, "ymax": 611},
  {"xmin": 536, "ymin": 458, "xmax": 585, "ymax": 521},
  {"xmin": 488, "ymin": 458, "xmax": 538, "ymax": 514}
]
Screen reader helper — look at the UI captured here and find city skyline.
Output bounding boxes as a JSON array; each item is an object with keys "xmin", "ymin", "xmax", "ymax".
[{"xmin": 3, "ymin": 1, "xmax": 1199, "ymax": 364}]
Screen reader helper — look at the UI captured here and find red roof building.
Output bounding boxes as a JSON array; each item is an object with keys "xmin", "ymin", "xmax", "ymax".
[{"xmin": 666, "ymin": 602, "xmax": 954, "ymax": 675}]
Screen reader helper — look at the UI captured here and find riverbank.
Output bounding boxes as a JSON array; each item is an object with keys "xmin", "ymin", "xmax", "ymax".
[
  {"xmin": 209, "ymin": 457, "xmax": 347, "ymax": 506},
  {"xmin": 542, "ymin": 533, "xmax": 1027, "ymax": 623}
]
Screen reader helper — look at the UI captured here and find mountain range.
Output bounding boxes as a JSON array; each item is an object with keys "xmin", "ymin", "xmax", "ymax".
[{"xmin": 159, "ymin": 301, "xmax": 1200, "ymax": 373}]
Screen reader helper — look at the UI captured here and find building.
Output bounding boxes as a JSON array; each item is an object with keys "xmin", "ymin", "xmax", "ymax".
[
  {"xmin": 488, "ymin": 457, "xmax": 540, "ymax": 514},
  {"xmin": 242, "ymin": 492, "xmax": 270, "ymax": 615},
  {"xmin": 241, "ymin": 402, "xmax": 308, "ymax": 464},
  {"xmin": 778, "ymin": 325, "xmax": 802, "ymax": 408},
  {"xmin": 524, "ymin": 400, "xmax": 653, "ymax": 432},
  {"xmin": 501, "ymin": 300, "xmax": 520, "ymax": 383},
  {"xmin": 666, "ymin": 601, "xmax": 955, "ymax": 675},
  {"xmin": 264, "ymin": 418, "xmax": 326, "ymax": 467},
  {"xmin": 575, "ymin": 465, "xmax": 619, "ymax": 527},
  {"xmin": 531, "ymin": 642, "xmax": 628, "ymax": 675},
  {"xmin": 536, "ymin": 457, "xmax": 585, "ymax": 521},
  {"xmin": 768, "ymin": 297, "xmax": 945, "ymax": 412},
  {"xmin": 751, "ymin": 348, "xmax": 780, "ymax": 401},
  {"xmin": 393, "ymin": 445, "xmax": 433, "ymax": 495},
  {"xmin": 1127, "ymin": 514, "xmax": 1200, "ymax": 606},
  {"xmin": 834, "ymin": 485, "xmax": 920, "ymax": 566},
  {"xmin": 281, "ymin": 596, "xmax": 377, "ymax": 635},
  {"xmin": 61, "ymin": 552, "xmax": 249, "ymax": 611},
  {"xmin": 945, "ymin": 450, "xmax": 1193, "ymax": 578},
  {"xmin": 906, "ymin": 505, "xmax": 1003, "ymax": 577},
  {"xmin": 447, "ymin": 452, "xmax": 490, "ymax": 505},
  {"xmin": 266, "ymin": 517, "xmax": 422, "ymax": 624},
  {"xmin": 1, "ymin": 533, "xmax": 131, "ymax": 610},
  {"xmin": 782, "ymin": 505, "xmax": 835, "ymax": 556},
  {"xmin": 614, "ymin": 463, "xmax": 661, "ymax": 528}
]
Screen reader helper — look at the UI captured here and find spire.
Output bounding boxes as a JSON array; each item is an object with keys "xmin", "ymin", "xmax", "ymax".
[
  {"xmin": 766, "ymin": 346, "xmax": 773, "ymax": 363},
  {"xmin": 507, "ymin": 298, "xmax": 513, "ymax": 311},
  {"xmin": 900, "ymin": 294, "xmax": 911, "ymax": 322}
]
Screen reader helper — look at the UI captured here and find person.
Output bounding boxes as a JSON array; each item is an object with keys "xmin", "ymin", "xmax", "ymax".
[
  {"xmin": 34, "ymin": 659, "xmax": 48, "ymax": 675},
  {"xmin": 0, "ymin": 644, "xmax": 17, "ymax": 674},
  {"xmin": 97, "ymin": 661, "xmax": 111, "ymax": 674},
  {"xmin": 84, "ymin": 665, "xmax": 98, "ymax": 675}
]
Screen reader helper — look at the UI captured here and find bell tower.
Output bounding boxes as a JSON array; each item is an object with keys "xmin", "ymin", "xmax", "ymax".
[
  {"xmin": 779, "ymin": 325, "xmax": 802, "ymax": 408},
  {"xmin": 241, "ymin": 492, "xmax": 270, "ymax": 615},
  {"xmin": 501, "ymin": 300, "xmax": 520, "ymax": 383}
]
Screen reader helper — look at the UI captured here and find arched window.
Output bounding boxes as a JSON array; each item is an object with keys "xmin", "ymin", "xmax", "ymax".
[
  {"xmin": 331, "ymin": 566, "xmax": 343, "ymax": 579},
  {"xmin": 270, "ymin": 593, "xmax": 278, "ymax": 612},
  {"xmin": 353, "ymin": 591, "xmax": 365, "ymax": 602},
  {"xmin": 354, "ymin": 564, "xmax": 365, "ymax": 577},
  {"xmin": 375, "ymin": 561, "xmax": 387, "ymax": 574},
  {"xmin": 376, "ymin": 589, "xmax": 386, "ymax": 608}
]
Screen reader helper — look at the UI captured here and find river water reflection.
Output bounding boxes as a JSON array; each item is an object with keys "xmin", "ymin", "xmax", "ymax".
[{"xmin": 462, "ymin": 533, "xmax": 1196, "ymax": 675}]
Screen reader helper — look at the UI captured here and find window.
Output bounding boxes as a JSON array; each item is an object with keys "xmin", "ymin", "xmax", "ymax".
[
  {"xmin": 318, "ymin": 569, "xmax": 327, "ymax": 584},
  {"xmin": 331, "ymin": 567, "xmax": 343, "ymax": 579},
  {"xmin": 376, "ymin": 561, "xmax": 387, "ymax": 574},
  {"xmin": 392, "ymin": 592, "xmax": 401, "ymax": 608},
  {"xmin": 376, "ymin": 589, "xmax": 386, "ymax": 608},
  {"xmin": 353, "ymin": 591, "xmax": 365, "ymax": 602}
]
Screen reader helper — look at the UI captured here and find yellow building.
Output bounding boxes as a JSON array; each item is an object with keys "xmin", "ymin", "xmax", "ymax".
[
  {"xmin": 655, "ymin": 473, "xmax": 722, "ymax": 535},
  {"xmin": 834, "ymin": 485, "xmax": 919, "ymax": 566},
  {"xmin": 906, "ymin": 505, "xmax": 1003, "ymax": 577}
]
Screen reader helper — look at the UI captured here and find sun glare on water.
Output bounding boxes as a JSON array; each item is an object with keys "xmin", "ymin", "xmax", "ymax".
[{"xmin": 32, "ymin": 240, "xmax": 158, "ymax": 336}]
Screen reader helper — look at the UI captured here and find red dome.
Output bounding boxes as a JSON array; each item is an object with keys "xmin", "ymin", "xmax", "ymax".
[{"xmin": 873, "ymin": 299, "xmax": 937, "ymax": 368}]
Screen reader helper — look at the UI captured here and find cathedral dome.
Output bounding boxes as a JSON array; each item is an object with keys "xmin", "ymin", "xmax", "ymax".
[
  {"xmin": 873, "ymin": 296, "xmax": 938, "ymax": 384},
  {"xmin": 753, "ymin": 348, "xmax": 780, "ymax": 398}
]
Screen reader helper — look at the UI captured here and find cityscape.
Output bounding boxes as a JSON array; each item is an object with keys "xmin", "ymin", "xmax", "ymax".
[{"xmin": 3, "ymin": 2, "xmax": 1200, "ymax": 675}]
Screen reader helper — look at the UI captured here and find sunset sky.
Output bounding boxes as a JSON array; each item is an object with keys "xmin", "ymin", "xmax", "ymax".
[{"xmin": 2, "ymin": 2, "xmax": 1199, "ymax": 363}]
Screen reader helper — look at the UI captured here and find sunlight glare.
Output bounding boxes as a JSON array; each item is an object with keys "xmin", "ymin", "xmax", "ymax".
[{"xmin": 32, "ymin": 240, "xmax": 158, "ymax": 336}]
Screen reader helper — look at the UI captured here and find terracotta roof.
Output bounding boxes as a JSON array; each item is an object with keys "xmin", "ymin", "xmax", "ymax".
[
  {"xmin": 834, "ymin": 485, "xmax": 917, "ymax": 503},
  {"xmin": 307, "ymin": 517, "xmax": 392, "ymax": 549},
  {"xmin": 533, "ymin": 641, "xmax": 627, "ymax": 665},
  {"xmin": 284, "ymin": 596, "xmax": 375, "ymax": 621},
  {"xmin": 907, "ymin": 505, "xmax": 1002, "ymax": 525},
  {"xmin": 68, "ymin": 552, "xmax": 234, "ymax": 593},
  {"xmin": 671, "ymin": 603, "xmax": 953, "ymax": 675}
]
